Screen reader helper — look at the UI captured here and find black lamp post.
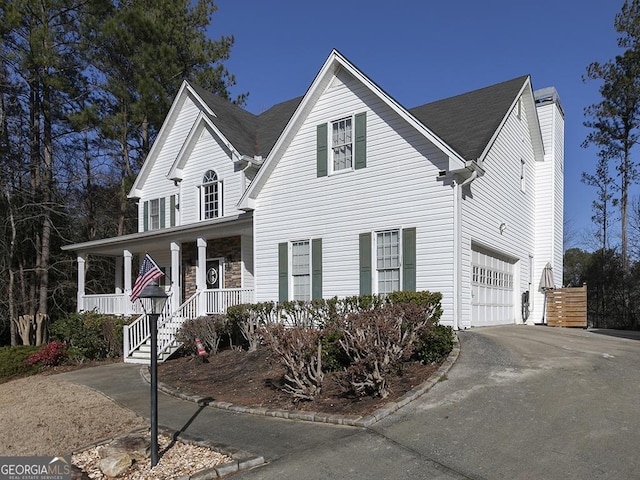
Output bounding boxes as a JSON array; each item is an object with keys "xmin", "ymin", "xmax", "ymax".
[{"xmin": 137, "ymin": 280, "xmax": 168, "ymax": 467}]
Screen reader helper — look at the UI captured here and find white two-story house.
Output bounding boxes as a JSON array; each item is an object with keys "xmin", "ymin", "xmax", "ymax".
[{"xmin": 63, "ymin": 50, "xmax": 563, "ymax": 362}]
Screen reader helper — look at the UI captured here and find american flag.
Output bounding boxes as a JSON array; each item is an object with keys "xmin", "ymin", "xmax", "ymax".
[{"xmin": 130, "ymin": 254, "xmax": 164, "ymax": 302}]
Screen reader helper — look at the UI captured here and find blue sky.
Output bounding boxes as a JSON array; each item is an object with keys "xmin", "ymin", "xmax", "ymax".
[{"xmin": 211, "ymin": 0, "xmax": 626, "ymax": 251}]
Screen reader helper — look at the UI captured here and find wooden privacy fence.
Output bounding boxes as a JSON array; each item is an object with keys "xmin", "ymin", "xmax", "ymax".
[{"xmin": 546, "ymin": 284, "xmax": 587, "ymax": 328}]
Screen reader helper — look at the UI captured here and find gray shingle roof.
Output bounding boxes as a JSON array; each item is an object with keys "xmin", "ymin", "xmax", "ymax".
[
  {"xmin": 189, "ymin": 74, "xmax": 528, "ymax": 161},
  {"xmin": 189, "ymin": 82, "xmax": 301, "ymax": 158},
  {"xmin": 409, "ymin": 75, "xmax": 529, "ymax": 160}
]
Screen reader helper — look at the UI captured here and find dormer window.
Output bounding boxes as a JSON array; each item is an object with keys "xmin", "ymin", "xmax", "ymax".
[{"xmin": 200, "ymin": 169, "xmax": 222, "ymax": 220}]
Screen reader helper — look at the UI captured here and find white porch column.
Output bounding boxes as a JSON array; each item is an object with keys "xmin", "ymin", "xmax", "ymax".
[
  {"xmin": 115, "ymin": 256, "xmax": 123, "ymax": 294},
  {"xmin": 171, "ymin": 242, "xmax": 181, "ymax": 309},
  {"xmin": 197, "ymin": 237, "xmax": 207, "ymax": 316},
  {"xmin": 124, "ymin": 250, "xmax": 133, "ymax": 314},
  {"xmin": 77, "ymin": 255, "xmax": 86, "ymax": 312}
]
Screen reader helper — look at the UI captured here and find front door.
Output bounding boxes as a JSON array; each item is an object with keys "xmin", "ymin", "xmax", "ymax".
[{"xmin": 206, "ymin": 258, "xmax": 223, "ymax": 289}]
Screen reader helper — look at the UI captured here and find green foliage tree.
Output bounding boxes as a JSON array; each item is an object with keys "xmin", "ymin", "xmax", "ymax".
[
  {"xmin": 583, "ymin": 1, "xmax": 640, "ymax": 272},
  {"xmin": 563, "ymin": 248, "xmax": 592, "ymax": 288},
  {"xmin": 0, "ymin": 0, "xmax": 88, "ymax": 344},
  {"xmin": 0, "ymin": 0, "xmax": 244, "ymax": 345},
  {"xmin": 581, "ymin": 154, "xmax": 616, "ymax": 251},
  {"xmin": 83, "ymin": 0, "xmax": 246, "ymax": 236}
]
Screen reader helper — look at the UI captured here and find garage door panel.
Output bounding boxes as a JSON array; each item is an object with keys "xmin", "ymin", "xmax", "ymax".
[{"xmin": 471, "ymin": 248, "xmax": 515, "ymax": 327}]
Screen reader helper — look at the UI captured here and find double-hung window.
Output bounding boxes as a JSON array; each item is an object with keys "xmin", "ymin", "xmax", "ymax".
[
  {"xmin": 278, "ymin": 239, "xmax": 322, "ymax": 302},
  {"xmin": 360, "ymin": 227, "xmax": 416, "ymax": 295},
  {"xmin": 376, "ymin": 230, "xmax": 401, "ymax": 294},
  {"xmin": 317, "ymin": 112, "xmax": 366, "ymax": 177},
  {"xmin": 291, "ymin": 240, "xmax": 311, "ymax": 301},
  {"xmin": 332, "ymin": 117, "xmax": 353, "ymax": 172},
  {"xmin": 149, "ymin": 199, "xmax": 160, "ymax": 230},
  {"xmin": 201, "ymin": 170, "xmax": 222, "ymax": 220}
]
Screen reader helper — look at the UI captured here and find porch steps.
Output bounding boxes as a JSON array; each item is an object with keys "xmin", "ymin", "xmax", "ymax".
[
  {"xmin": 125, "ymin": 339, "xmax": 179, "ymax": 364},
  {"xmin": 124, "ymin": 320, "xmax": 185, "ymax": 364}
]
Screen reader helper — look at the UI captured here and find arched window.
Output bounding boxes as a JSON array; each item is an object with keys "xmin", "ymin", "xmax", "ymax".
[{"xmin": 201, "ymin": 170, "xmax": 222, "ymax": 219}]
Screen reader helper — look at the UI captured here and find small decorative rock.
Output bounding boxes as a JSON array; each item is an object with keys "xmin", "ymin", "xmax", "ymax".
[
  {"xmin": 98, "ymin": 433, "xmax": 150, "ymax": 461},
  {"xmin": 99, "ymin": 452, "xmax": 132, "ymax": 478}
]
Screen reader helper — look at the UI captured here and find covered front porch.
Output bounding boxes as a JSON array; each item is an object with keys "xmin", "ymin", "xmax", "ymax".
[{"xmin": 62, "ymin": 214, "xmax": 255, "ymax": 362}]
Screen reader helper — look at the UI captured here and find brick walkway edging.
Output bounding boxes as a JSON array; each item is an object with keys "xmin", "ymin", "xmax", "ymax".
[{"xmin": 141, "ymin": 334, "xmax": 460, "ymax": 428}]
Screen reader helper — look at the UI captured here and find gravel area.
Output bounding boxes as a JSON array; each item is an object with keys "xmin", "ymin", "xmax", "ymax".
[{"xmin": 73, "ymin": 434, "xmax": 231, "ymax": 479}]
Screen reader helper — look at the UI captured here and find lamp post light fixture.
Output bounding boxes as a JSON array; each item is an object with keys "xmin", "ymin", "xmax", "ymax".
[{"xmin": 137, "ymin": 280, "xmax": 168, "ymax": 468}]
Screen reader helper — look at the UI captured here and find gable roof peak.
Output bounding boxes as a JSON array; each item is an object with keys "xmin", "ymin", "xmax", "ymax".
[{"xmin": 409, "ymin": 75, "xmax": 531, "ymax": 161}]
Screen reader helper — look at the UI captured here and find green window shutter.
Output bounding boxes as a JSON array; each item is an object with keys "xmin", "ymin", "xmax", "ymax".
[
  {"xmin": 160, "ymin": 197, "xmax": 166, "ymax": 228},
  {"xmin": 355, "ymin": 112, "xmax": 367, "ymax": 170},
  {"xmin": 170, "ymin": 195, "xmax": 176, "ymax": 227},
  {"xmin": 143, "ymin": 201, "xmax": 149, "ymax": 232},
  {"xmin": 278, "ymin": 242, "xmax": 288, "ymax": 302},
  {"xmin": 312, "ymin": 238, "xmax": 322, "ymax": 300},
  {"xmin": 402, "ymin": 227, "xmax": 416, "ymax": 292},
  {"xmin": 317, "ymin": 123, "xmax": 328, "ymax": 177},
  {"xmin": 359, "ymin": 232, "xmax": 372, "ymax": 295}
]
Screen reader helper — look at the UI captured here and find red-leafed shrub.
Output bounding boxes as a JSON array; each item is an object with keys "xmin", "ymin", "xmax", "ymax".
[{"xmin": 25, "ymin": 341, "xmax": 68, "ymax": 367}]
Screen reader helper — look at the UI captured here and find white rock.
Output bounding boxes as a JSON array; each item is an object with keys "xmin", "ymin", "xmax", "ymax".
[{"xmin": 99, "ymin": 453, "xmax": 132, "ymax": 478}]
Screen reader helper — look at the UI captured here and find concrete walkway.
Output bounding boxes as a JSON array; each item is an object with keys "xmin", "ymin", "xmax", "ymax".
[{"xmin": 58, "ymin": 326, "xmax": 640, "ymax": 479}]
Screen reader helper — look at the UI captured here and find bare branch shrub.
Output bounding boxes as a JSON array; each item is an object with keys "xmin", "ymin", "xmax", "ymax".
[
  {"xmin": 176, "ymin": 315, "xmax": 228, "ymax": 355},
  {"xmin": 227, "ymin": 302, "xmax": 278, "ymax": 351},
  {"xmin": 261, "ymin": 324, "xmax": 324, "ymax": 401},
  {"xmin": 338, "ymin": 303, "xmax": 434, "ymax": 398}
]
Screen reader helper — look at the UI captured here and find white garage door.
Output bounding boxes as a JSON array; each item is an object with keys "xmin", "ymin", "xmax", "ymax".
[{"xmin": 471, "ymin": 248, "xmax": 515, "ymax": 326}]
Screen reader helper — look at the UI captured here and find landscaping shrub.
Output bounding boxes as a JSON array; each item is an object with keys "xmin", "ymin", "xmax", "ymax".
[
  {"xmin": 176, "ymin": 315, "xmax": 228, "ymax": 355},
  {"xmin": 338, "ymin": 303, "xmax": 436, "ymax": 399},
  {"xmin": 226, "ymin": 290, "xmax": 449, "ymax": 401},
  {"xmin": 413, "ymin": 324, "xmax": 455, "ymax": 364},
  {"xmin": 0, "ymin": 346, "xmax": 40, "ymax": 382},
  {"xmin": 24, "ymin": 341, "xmax": 68, "ymax": 367},
  {"xmin": 227, "ymin": 302, "xmax": 279, "ymax": 351},
  {"xmin": 261, "ymin": 323, "xmax": 324, "ymax": 401},
  {"xmin": 50, "ymin": 312, "xmax": 132, "ymax": 360}
]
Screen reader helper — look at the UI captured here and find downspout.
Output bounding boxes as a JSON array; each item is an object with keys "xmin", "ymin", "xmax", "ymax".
[
  {"xmin": 453, "ymin": 181, "xmax": 460, "ymax": 331},
  {"xmin": 453, "ymin": 168, "xmax": 479, "ymax": 330}
]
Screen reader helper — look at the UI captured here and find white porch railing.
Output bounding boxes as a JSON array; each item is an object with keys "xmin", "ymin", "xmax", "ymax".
[
  {"xmin": 203, "ymin": 288, "xmax": 255, "ymax": 314},
  {"xmin": 82, "ymin": 293, "xmax": 144, "ymax": 316},
  {"xmin": 122, "ymin": 292, "xmax": 176, "ymax": 357},
  {"xmin": 122, "ymin": 288, "xmax": 254, "ymax": 361}
]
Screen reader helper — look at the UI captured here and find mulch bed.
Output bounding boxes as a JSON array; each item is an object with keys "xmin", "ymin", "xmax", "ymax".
[{"xmin": 158, "ymin": 348, "xmax": 440, "ymax": 417}]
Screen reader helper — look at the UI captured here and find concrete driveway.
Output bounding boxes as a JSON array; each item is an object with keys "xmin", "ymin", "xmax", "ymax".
[
  {"xmin": 60, "ymin": 325, "xmax": 640, "ymax": 479},
  {"xmin": 236, "ymin": 325, "xmax": 640, "ymax": 479}
]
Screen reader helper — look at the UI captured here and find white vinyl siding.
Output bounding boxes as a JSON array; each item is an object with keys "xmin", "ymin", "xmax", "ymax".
[
  {"xmin": 460, "ymin": 95, "xmax": 537, "ymax": 328},
  {"xmin": 179, "ymin": 125, "xmax": 242, "ymax": 225},
  {"xmin": 533, "ymin": 95, "xmax": 564, "ymax": 322},
  {"xmin": 138, "ymin": 95, "xmax": 199, "ymax": 232},
  {"xmin": 254, "ymin": 67, "xmax": 456, "ymax": 324}
]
